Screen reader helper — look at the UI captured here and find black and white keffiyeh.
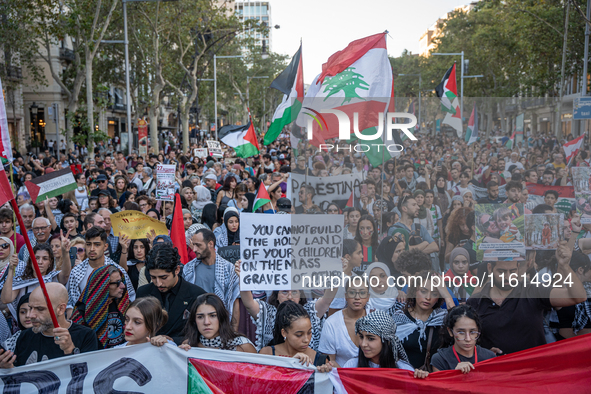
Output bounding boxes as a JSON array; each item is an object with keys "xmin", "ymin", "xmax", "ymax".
[
  {"xmin": 199, "ymin": 335, "xmax": 254, "ymax": 351},
  {"xmin": 355, "ymin": 310, "xmax": 410, "ymax": 364},
  {"xmin": 182, "ymin": 254, "xmax": 239, "ymax": 318},
  {"xmin": 251, "ymin": 299, "xmax": 326, "ymax": 352},
  {"xmin": 573, "ymin": 282, "xmax": 591, "ymax": 333},
  {"xmin": 392, "ymin": 308, "xmax": 447, "ymax": 353}
]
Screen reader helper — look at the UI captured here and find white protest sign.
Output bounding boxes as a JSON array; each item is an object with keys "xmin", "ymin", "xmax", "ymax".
[
  {"xmin": 240, "ymin": 213, "xmax": 292, "ymax": 291},
  {"xmin": 291, "ymin": 214, "xmax": 344, "ymax": 290},
  {"xmin": 155, "ymin": 164, "xmax": 176, "ymax": 201},
  {"xmin": 207, "ymin": 140, "xmax": 223, "ymax": 158},
  {"xmin": 194, "ymin": 148, "xmax": 208, "ymax": 158},
  {"xmin": 290, "ymin": 173, "xmax": 363, "ymax": 211}
]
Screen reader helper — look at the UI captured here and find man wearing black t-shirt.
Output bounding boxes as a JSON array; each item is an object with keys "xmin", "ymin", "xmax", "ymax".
[{"xmin": 0, "ymin": 283, "xmax": 98, "ymax": 367}]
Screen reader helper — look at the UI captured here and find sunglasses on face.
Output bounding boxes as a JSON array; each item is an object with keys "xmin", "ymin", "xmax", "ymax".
[
  {"xmin": 109, "ymin": 280, "xmax": 124, "ymax": 287},
  {"xmin": 0, "ymin": 243, "xmax": 9, "ymax": 250},
  {"xmin": 76, "ymin": 247, "xmax": 85, "ymax": 254}
]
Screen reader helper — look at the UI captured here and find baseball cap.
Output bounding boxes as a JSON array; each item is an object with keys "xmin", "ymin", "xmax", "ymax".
[
  {"xmin": 97, "ymin": 190, "xmax": 110, "ymax": 197},
  {"xmin": 276, "ymin": 198, "xmax": 291, "ymax": 213},
  {"xmin": 205, "ymin": 174, "xmax": 217, "ymax": 181},
  {"xmin": 96, "ymin": 174, "xmax": 108, "ymax": 181},
  {"xmin": 127, "ymin": 168, "xmax": 135, "ymax": 174},
  {"xmin": 205, "ymin": 161, "xmax": 215, "ymax": 168}
]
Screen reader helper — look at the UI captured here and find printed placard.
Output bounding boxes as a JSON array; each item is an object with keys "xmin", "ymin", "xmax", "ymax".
[
  {"xmin": 194, "ymin": 148, "xmax": 208, "ymax": 158},
  {"xmin": 207, "ymin": 140, "xmax": 223, "ymax": 158},
  {"xmin": 155, "ymin": 164, "xmax": 176, "ymax": 201},
  {"xmin": 572, "ymin": 167, "xmax": 591, "ymax": 223},
  {"xmin": 524, "ymin": 213, "xmax": 563, "ymax": 250},
  {"xmin": 475, "ymin": 203, "xmax": 526, "ymax": 261}
]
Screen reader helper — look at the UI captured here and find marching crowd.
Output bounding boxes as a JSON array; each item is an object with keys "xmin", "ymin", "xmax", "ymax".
[{"xmin": 0, "ymin": 130, "xmax": 588, "ymax": 381}]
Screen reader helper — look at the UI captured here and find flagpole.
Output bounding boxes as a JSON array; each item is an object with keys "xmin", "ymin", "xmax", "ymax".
[
  {"xmin": 9, "ymin": 162, "xmax": 16, "ymax": 249},
  {"xmin": 9, "ymin": 198, "xmax": 60, "ymax": 328}
]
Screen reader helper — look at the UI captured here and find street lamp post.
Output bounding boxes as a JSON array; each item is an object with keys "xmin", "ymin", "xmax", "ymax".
[
  {"xmin": 214, "ymin": 54, "xmax": 244, "ymax": 140},
  {"xmin": 398, "ymin": 73, "xmax": 422, "ymax": 131},
  {"xmin": 30, "ymin": 102, "xmax": 38, "ymax": 154}
]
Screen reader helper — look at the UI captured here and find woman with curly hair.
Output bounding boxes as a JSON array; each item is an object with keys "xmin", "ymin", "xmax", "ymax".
[{"xmin": 444, "ymin": 207, "xmax": 474, "ymax": 264}]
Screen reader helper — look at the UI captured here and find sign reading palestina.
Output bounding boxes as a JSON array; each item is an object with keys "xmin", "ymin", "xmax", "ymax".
[{"xmin": 110, "ymin": 211, "xmax": 168, "ymax": 239}]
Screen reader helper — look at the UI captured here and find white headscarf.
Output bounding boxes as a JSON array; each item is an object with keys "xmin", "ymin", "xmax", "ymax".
[
  {"xmin": 193, "ymin": 185, "xmax": 212, "ymax": 209},
  {"xmin": 0, "ymin": 237, "xmax": 14, "ymax": 272},
  {"xmin": 366, "ymin": 262, "xmax": 398, "ymax": 311}
]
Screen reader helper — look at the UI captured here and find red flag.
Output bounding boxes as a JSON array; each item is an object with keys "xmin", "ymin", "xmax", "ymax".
[
  {"xmin": 0, "ymin": 168, "xmax": 12, "ymax": 207},
  {"xmin": 170, "ymin": 193, "xmax": 188, "ymax": 265}
]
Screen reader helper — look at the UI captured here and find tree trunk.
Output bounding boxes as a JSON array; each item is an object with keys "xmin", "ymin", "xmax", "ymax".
[
  {"xmin": 180, "ymin": 108, "xmax": 189, "ymax": 153},
  {"xmin": 86, "ymin": 55, "xmax": 95, "ymax": 159},
  {"xmin": 149, "ymin": 110, "xmax": 159, "ymax": 154},
  {"xmin": 556, "ymin": 1, "xmax": 570, "ymax": 140}
]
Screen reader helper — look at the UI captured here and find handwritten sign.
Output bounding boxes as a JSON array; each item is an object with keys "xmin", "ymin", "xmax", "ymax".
[
  {"xmin": 290, "ymin": 173, "xmax": 363, "ymax": 211},
  {"xmin": 240, "ymin": 213, "xmax": 291, "ymax": 291},
  {"xmin": 194, "ymin": 148, "xmax": 208, "ymax": 158},
  {"xmin": 291, "ymin": 214, "xmax": 344, "ymax": 290},
  {"xmin": 218, "ymin": 245, "xmax": 240, "ymax": 265},
  {"xmin": 206, "ymin": 140, "xmax": 223, "ymax": 158},
  {"xmin": 155, "ymin": 164, "xmax": 176, "ymax": 201},
  {"xmin": 111, "ymin": 211, "xmax": 168, "ymax": 240}
]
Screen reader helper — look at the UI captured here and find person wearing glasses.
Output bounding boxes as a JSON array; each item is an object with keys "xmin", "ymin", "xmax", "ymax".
[
  {"xmin": 430, "ymin": 304, "xmax": 495, "ymax": 372},
  {"xmin": 18, "ymin": 217, "xmax": 53, "ymax": 264},
  {"xmin": 70, "ymin": 265, "xmax": 130, "ymax": 349},
  {"xmin": 318, "ymin": 281, "xmax": 372, "ymax": 367},
  {"xmin": 90, "ymin": 174, "xmax": 117, "ymax": 200},
  {"xmin": 325, "ymin": 203, "xmax": 340, "ymax": 215}
]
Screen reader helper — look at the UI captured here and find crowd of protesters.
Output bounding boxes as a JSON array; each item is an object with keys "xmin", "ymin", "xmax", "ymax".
[{"xmin": 0, "ymin": 129, "xmax": 587, "ymax": 380}]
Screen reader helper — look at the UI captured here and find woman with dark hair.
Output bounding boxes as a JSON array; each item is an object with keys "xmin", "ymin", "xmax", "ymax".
[
  {"xmin": 71, "ymin": 265, "xmax": 130, "ymax": 348},
  {"xmin": 433, "ymin": 174, "xmax": 450, "ymax": 212},
  {"xmin": 444, "ymin": 207, "xmax": 474, "ymax": 264},
  {"xmin": 201, "ymin": 203, "xmax": 218, "ymax": 231},
  {"xmin": 118, "ymin": 191, "xmax": 135, "ymax": 208},
  {"xmin": 146, "ymin": 208, "xmax": 160, "ymax": 221},
  {"xmin": 235, "ymin": 263, "xmax": 337, "ymax": 351},
  {"xmin": 124, "ymin": 238, "xmax": 150, "ymax": 291},
  {"xmin": 1, "ymin": 239, "xmax": 71, "ymax": 320},
  {"xmin": 391, "ymin": 270, "xmax": 455, "ymax": 370},
  {"xmin": 355, "ymin": 214, "xmax": 379, "ymax": 273},
  {"xmin": 74, "ymin": 172, "xmax": 89, "ymax": 210},
  {"xmin": 179, "ymin": 293, "xmax": 256, "ymax": 352},
  {"xmin": 431, "ymin": 304, "xmax": 495, "ymax": 372},
  {"xmin": 344, "ymin": 207, "xmax": 361, "ymax": 240},
  {"xmin": 377, "ymin": 230, "xmax": 409, "ymax": 277},
  {"xmin": 260, "ymin": 301, "xmax": 332, "ymax": 370},
  {"xmin": 325, "ymin": 202, "xmax": 340, "ymax": 214},
  {"xmin": 216, "ymin": 176, "xmax": 238, "ymax": 207},
  {"xmin": 228, "ymin": 183, "xmax": 248, "ymax": 212},
  {"xmin": 113, "ymin": 175, "xmax": 129, "ymax": 200},
  {"xmin": 342, "ymin": 311, "xmax": 428, "ymax": 378},
  {"xmin": 3, "ymin": 293, "xmax": 32, "ymax": 351},
  {"xmin": 96, "ymin": 191, "xmax": 119, "ymax": 213},
  {"xmin": 214, "ymin": 208, "xmax": 240, "ymax": 248}
]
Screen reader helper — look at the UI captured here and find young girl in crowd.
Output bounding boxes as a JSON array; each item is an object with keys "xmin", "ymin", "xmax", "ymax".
[
  {"xmin": 431, "ymin": 304, "xmax": 496, "ymax": 372},
  {"xmin": 392, "ymin": 270, "xmax": 455, "ymax": 370},
  {"xmin": 344, "ymin": 207, "xmax": 361, "ymax": 240},
  {"xmin": 378, "ymin": 229, "xmax": 409, "ymax": 277},
  {"xmin": 180, "ymin": 293, "xmax": 256, "ymax": 352},
  {"xmin": 236, "ymin": 261, "xmax": 337, "ymax": 351},
  {"xmin": 341, "ymin": 311, "xmax": 429, "ymax": 379},
  {"xmin": 444, "ymin": 247, "xmax": 475, "ymax": 302},
  {"xmin": 260, "ymin": 301, "xmax": 332, "ymax": 371},
  {"xmin": 3, "ymin": 293, "xmax": 32, "ymax": 352},
  {"xmin": 118, "ymin": 296, "xmax": 170, "ymax": 348},
  {"xmin": 366, "ymin": 262, "xmax": 399, "ymax": 311},
  {"xmin": 214, "ymin": 208, "xmax": 240, "ymax": 248}
]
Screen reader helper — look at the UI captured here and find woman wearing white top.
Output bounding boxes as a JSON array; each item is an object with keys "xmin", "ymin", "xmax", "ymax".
[
  {"xmin": 74, "ymin": 173, "xmax": 89, "ymax": 211},
  {"xmin": 341, "ymin": 310, "xmax": 428, "ymax": 379},
  {"xmin": 318, "ymin": 281, "xmax": 372, "ymax": 367}
]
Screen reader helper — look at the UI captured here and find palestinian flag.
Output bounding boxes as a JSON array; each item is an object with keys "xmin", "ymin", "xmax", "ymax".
[
  {"xmin": 25, "ymin": 168, "xmax": 76, "ymax": 203},
  {"xmin": 504, "ymin": 131, "xmax": 516, "ymax": 149},
  {"xmin": 295, "ymin": 33, "xmax": 393, "ymax": 147},
  {"xmin": 465, "ymin": 104, "xmax": 479, "ymax": 145},
  {"xmin": 219, "ymin": 115, "xmax": 259, "ymax": 158},
  {"xmin": 170, "ymin": 193, "xmax": 188, "ymax": 265},
  {"xmin": 435, "ymin": 63, "xmax": 462, "ymax": 137},
  {"xmin": 0, "ymin": 76, "xmax": 13, "ymax": 164},
  {"xmin": 265, "ymin": 44, "xmax": 304, "ymax": 145},
  {"xmin": 252, "ymin": 182, "xmax": 271, "ymax": 212},
  {"xmin": 345, "ymin": 191, "xmax": 354, "ymax": 208},
  {"xmin": 188, "ymin": 358, "xmax": 313, "ymax": 393}
]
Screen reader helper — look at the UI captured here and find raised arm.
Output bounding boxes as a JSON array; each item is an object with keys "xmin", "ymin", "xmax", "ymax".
[
  {"xmin": 550, "ymin": 241, "xmax": 587, "ymax": 308},
  {"xmin": 57, "ymin": 230, "xmax": 72, "ymax": 285},
  {"xmin": 234, "ymin": 260, "xmax": 260, "ymax": 318}
]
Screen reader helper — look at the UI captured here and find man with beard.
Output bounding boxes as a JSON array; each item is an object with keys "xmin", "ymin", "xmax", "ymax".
[
  {"xmin": 389, "ymin": 196, "xmax": 439, "ymax": 255},
  {"xmin": 477, "ymin": 181, "xmax": 504, "ymax": 204},
  {"xmin": 183, "ymin": 229, "xmax": 239, "ymax": 318},
  {"xmin": 137, "ymin": 243, "xmax": 205, "ymax": 344},
  {"xmin": 482, "ymin": 157, "xmax": 505, "ymax": 186},
  {"xmin": 0, "ymin": 283, "xmax": 98, "ymax": 367},
  {"xmin": 468, "ymin": 242, "xmax": 586, "ymax": 354}
]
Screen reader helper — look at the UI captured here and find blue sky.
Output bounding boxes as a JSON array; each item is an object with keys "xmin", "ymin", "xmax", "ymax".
[{"xmin": 270, "ymin": 0, "xmax": 473, "ymax": 84}]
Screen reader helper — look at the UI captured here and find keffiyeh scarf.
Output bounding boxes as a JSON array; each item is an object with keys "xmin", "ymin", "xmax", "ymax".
[
  {"xmin": 392, "ymin": 308, "xmax": 447, "ymax": 353},
  {"xmin": 355, "ymin": 310, "xmax": 409, "ymax": 364},
  {"xmin": 573, "ymin": 282, "xmax": 591, "ymax": 333},
  {"xmin": 199, "ymin": 335, "xmax": 254, "ymax": 351}
]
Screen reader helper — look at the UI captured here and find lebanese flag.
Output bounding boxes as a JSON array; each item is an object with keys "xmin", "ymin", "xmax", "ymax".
[
  {"xmin": 525, "ymin": 182, "xmax": 575, "ymax": 214},
  {"xmin": 219, "ymin": 116, "xmax": 259, "ymax": 158},
  {"xmin": 266, "ymin": 44, "xmax": 304, "ymax": 145},
  {"xmin": 296, "ymin": 33, "xmax": 392, "ymax": 147},
  {"xmin": 0, "ymin": 76, "xmax": 13, "ymax": 163},
  {"xmin": 252, "ymin": 182, "xmax": 271, "ymax": 212},
  {"xmin": 435, "ymin": 64, "xmax": 462, "ymax": 137},
  {"xmin": 169, "ymin": 193, "xmax": 188, "ymax": 265},
  {"xmin": 563, "ymin": 135, "xmax": 585, "ymax": 165},
  {"xmin": 331, "ymin": 334, "xmax": 591, "ymax": 394}
]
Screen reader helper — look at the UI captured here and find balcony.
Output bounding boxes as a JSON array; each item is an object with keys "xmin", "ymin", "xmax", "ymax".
[
  {"xmin": 59, "ymin": 48, "xmax": 75, "ymax": 62},
  {"xmin": 5, "ymin": 65, "xmax": 22, "ymax": 81}
]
